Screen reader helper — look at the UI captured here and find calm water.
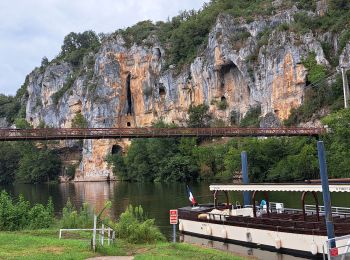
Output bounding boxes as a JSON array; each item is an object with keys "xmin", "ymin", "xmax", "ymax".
[{"xmin": 2, "ymin": 181, "xmax": 350, "ymax": 259}]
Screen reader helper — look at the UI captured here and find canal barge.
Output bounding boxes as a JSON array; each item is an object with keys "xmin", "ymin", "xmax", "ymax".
[{"xmin": 178, "ymin": 184, "xmax": 350, "ymax": 258}]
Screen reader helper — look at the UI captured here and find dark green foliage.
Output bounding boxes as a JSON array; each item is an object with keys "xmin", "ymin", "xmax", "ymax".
[
  {"xmin": 0, "ymin": 191, "xmax": 54, "ymax": 231},
  {"xmin": 230, "ymin": 110, "xmax": 240, "ymax": 125},
  {"xmin": 16, "ymin": 144, "xmax": 62, "ymax": 183},
  {"xmin": 0, "ymin": 95, "xmax": 20, "ymax": 124},
  {"xmin": 277, "ymin": 23, "xmax": 290, "ymax": 32},
  {"xmin": 0, "ymin": 76, "xmax": 29, "ymax": 124},
  {"xmin": 339, "ymin": 30, "xmax": 350, "ymax": 52},
  {"xmin": 71, "ymin": 112, "xmax": 88, "ymax": 128},
  {"xmin": 59, "ymin": 31, "xmax": 100, "ymax": 67},
  {"xmin": 113, "ymin": 205, "xmax": 165, "ymax": 244},
  {"xmin": 14, "ymin": 118, "xmax": 32, "ymax": 129},
  {"xmin": 330, "ymin": 0, "xmax": 350, "ymax": 10},
  {"xmin": 0, "ymin": 143, "xmax": 21, "ymax": 184},
  {"xmin": 296, "ymin": 0, "xmax": 317, "ymax": 11},
  {"xmin": 158, "ymin": 155, "xmax": 198, "ymax": 182},
  {"xmin": 187, "ymin": 104, "xmax": 212, "ymax": 128},
  {"xmin": 283, "ymin": 53, "xmax": 344, "ymax": 126},
  {"xmin": 60, "ymin": 200, "xmax": 93, "ymax": 228},
  {"xmin": 117, "ymin": 20, "xmax": 158, "ymax": 48},
  {"xmin": 240, "ymin": 105, "xmax": 261, "ymax": 127},
  {"xmin": 66, "ymin": 164, "xmax": 77, "ymax": 179},
  {"xmin": 217, "ymin": 99, "xmax": 228, "ymax": 110},
  {"xmin": 52, "ymin": 73, "xmax": 77, "ymax": 105},
  {"xmin": 257, "ymin": 28, "xmax": 272, "ymax": 47},
  {"xmin": 302, "ymin": 53, "xmax": 327, "ymax": 84},
  {"xmin": 224, "ymin": 137, "xmax": 318, "ymax": 182},
  {"xmin": 112, "ymin": 0, "xmax": 275, "ymax": 69},
  {"xmin": 267, "ymin": 143, "xmax": 319, "ymax": 182},
  {"xmin": 322, "ymin": 109, "xmax": 350, "ymax": 178}
]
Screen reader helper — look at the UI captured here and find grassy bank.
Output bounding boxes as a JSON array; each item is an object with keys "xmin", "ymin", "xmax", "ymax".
[{"xmin": 0, "ymin": 229, "xmax": 247, "ymax": 260}]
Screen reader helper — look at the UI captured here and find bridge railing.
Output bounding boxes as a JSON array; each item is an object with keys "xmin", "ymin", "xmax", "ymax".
[{"xmin": 0, "ymin": 127, "xmax": 326, "ymax": 141}]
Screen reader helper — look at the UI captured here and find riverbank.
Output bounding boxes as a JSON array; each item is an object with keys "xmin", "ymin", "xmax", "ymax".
[{"xmin": 0, "ymin": 229, "xmax": 248, "ymax": 260}]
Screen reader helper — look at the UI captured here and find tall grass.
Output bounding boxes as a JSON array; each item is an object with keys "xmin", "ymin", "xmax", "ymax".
[{"xmin": 113, "ymin": 205, "xmax": 165, "ymax": 244}]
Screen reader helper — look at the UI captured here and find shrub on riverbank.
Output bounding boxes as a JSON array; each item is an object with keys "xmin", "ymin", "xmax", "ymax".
[
  {"xmin": 0, "ymin": 191, "xmax": 54, "ymax": 231},
  {"xmin": 60, "ymin": 200, "xmax": 93, "ymax": 228},
  {"xmin": 113, "ymin": 205, "xmax": 165, "ymax": 244}
]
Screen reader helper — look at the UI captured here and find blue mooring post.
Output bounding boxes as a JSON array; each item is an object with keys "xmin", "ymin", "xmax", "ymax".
[
  {"xmin": 317, "ymin": 141, "xmax": 336, "ymax": 248},
  {"xmin": 241, "ymin": 151, "xmax": 250, "ymax": 206}
]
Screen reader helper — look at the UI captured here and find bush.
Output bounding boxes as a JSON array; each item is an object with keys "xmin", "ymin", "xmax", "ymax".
[
  {"xmin": 187, "ymin": 104, "xmax": 212, "ymax": 128},
  {"xmin": 52, "ymin": 73, "xmax": 77, "ymax": 105},
  {"xmin": 0, "ymin": 191, "xmax": 54, "ymax": 231},
  {"xmin": 240, "ymin": 105, "xmax": 261, "ymax": 127},
  {"xmin": 16, "ymin": 144, "xmax": 62, "ymax": 183},
  {"xmin": 217, "ymin": 99, "xmax": 228, "ymax": 110},
  {"xmin": 114, "ymin": 205, "xmax": 165, "ymax": 244},
  {"xmin": 71, "ymin": 112, "xmax": 88, "ymax": 128},
  {"xmin": 60, "ymin": 200, "xmax": 93, "ymax": 229}
]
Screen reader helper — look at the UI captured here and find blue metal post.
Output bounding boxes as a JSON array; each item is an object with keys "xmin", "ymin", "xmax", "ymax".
[
  {"xmin": 241, "ymin": 151, "xmax": 250, "ymax": 206},
  {"xmin": 317, "ymin": 141, "xmax": 335, "ymax": 248},
  {"xmin": 173, "ymin": 224, "xmax": 176, "ymax": 243}
]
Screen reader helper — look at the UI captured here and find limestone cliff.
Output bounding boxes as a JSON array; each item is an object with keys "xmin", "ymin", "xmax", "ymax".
[{"xmin": 24, "ymin": 6, "xmax": 339, "ymax": 181}]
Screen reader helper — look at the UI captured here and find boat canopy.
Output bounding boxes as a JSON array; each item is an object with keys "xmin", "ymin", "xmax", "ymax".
[{"xmin": 209, "ymin": 184, "xmax": 350, "ymax": 192}]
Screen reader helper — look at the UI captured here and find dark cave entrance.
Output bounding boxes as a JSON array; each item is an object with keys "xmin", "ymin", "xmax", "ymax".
[
  {"xmin": 159, "ymin": 83, "xmax": 166, "ymax": 96},
  {"xmin": 219, "ymin": 61, "xmax": 237, "ymax": 88},
  {"xmin": 111, "ymin": 145, "xmax": 122, "ymax": 155},
  {"xmin": 126, "ymin": 74, "xmax": 133, "ymax": 115}
]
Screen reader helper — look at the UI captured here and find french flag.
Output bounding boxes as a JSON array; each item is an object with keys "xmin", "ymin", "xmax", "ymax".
[{"xmin": 186, "ymin": 185, "xmax": 197, "ymax": 206}]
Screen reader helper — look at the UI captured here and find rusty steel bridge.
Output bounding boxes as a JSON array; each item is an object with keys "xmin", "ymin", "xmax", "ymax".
[{"xmin": 0, "ymin": 127, "xmax": 326, "ymax": 141}]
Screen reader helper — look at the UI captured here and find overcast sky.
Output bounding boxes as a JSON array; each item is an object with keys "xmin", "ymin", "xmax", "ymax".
[{"xmin": 0, "ymin": 0, "xmax": 208, "ymax": 95}]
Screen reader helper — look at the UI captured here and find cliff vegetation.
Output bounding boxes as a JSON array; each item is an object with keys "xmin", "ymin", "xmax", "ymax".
[{"xmin": 1, "ymin": 0, "xmax": 350, "ymax": 183}]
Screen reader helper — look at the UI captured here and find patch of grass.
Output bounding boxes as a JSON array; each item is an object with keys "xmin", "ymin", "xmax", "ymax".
[
  {"xmin": 133, "ymin": 242, "xmax": 246, "ymax": 260},
  {"xmin": 0, "ymin": 230, "xmax": 96, "ymax": 260},
  {"xmin": 0, "ymin": 230, "xmax": 248, "ymax": 260}
]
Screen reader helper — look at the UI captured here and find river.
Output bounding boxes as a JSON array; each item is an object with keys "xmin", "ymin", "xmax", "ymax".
[{"xmin": 2, "ymin": 181, "xmax": 350, "ymax": 259}]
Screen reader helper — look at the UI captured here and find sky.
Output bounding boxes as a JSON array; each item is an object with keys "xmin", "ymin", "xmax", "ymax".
[{"xmin": 0, "ymin": 0, "xmax": 208, "ymax": 96}]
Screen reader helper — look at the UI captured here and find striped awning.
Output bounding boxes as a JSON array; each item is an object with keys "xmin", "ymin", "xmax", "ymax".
[{"xmin": 209, "ymin": 184, "xmax": 350, "ymax": 193}]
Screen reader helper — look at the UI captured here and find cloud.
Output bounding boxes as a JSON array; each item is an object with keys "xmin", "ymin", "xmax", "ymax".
[{"xmin": 0, "ymin": 0, "xmax": 207, "ymax": 95}]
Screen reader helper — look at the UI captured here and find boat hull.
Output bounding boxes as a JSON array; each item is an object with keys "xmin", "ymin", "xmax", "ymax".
[{"xmin": 179, "ymin": 219, "xmax": 328, "ymax": 258}]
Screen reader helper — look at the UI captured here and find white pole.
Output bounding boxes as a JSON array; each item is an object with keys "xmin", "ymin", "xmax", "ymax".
[
  {"xmin": 59, "ymin": 229, "xmax": 62, "ymax": 239},
  {"xmin": 341, "ymin": 67, "xmax": 349, "ymax": 109},
  {"xmin": 108, "ymin": 227, "xmax": 111, "ymax": 245},
  {"xmin": 92, "ymin": 215, "xmax": 97, "ymax": 252},
  {"xmin": 101, "ymin": 224, "xmax": 104, "ymax": 246}
]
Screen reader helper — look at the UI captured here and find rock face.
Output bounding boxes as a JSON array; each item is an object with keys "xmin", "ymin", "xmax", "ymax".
[{"xmin": 24, "ymin": 7, "xmax": 333, "ymax": 181}]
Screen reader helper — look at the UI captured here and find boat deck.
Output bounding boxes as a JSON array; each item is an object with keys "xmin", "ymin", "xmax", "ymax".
[{"xmin": 178, "ymin": 206, "xmax": 350, "ymax": 236}]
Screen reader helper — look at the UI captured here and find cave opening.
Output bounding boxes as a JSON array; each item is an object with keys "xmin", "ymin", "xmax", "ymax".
[
  {"xmin": 126, "ymin": 74, "xmax": 133, "ymax": 115},
  {"xmin": 127, "ymin": 122, "xmax": 131, "ymax": 127},
  {"xmin": 159, "ymin": 83, "xmax": 166, "ymax": 96},
  {"xmin": 111, "ymin": 145, "xmax": 122, "ymax": 155},
  {"xmin": 221, "ymin": 96, "xmax": 226, "ymax": 102},
  {"xmin": 219, "ymin": 61, "xmax": 237, "ymax": 88}
]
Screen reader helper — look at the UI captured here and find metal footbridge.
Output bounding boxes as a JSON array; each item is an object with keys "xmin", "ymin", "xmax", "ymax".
[{"xmin": 0, "ymin": 127, "xmax": 326, "ymax": 141}]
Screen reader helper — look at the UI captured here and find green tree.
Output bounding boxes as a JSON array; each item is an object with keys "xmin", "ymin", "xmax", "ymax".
[
  {"xmin": 0, "ymin": 143, "xmax": 21, "ymax": 184},
  {"xmin": 16, "ymin": 144, "xmax": 62, "ymax": 183},
  {"xmin": 240, "ymin": 105, "xmax": 261, "ymax": 127},
  {"xmin": 322, "ymin": 109, "xmax": 350, "ymax": 178},
  {"xmin": 14, "ymin": 118, "xmax": 31, "ymax": 129},
  {"xmin": 71, "ymin": 112, "xmax": 88, "ymax": 128},
  {"xmin": 187, "ymin": 104, "xmax": 212, "ymax": 128}
]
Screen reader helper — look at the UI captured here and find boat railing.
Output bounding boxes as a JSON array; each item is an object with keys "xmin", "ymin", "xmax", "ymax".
[
  {"xmin": 305, "ymin": 205, "xmax": 350, "ymax": 215},
  {"xmin": 323, "ymin": 234, "xmax": 350, "ymax": 259}
]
